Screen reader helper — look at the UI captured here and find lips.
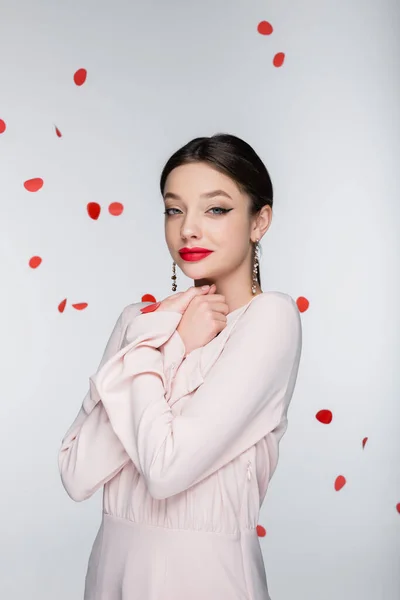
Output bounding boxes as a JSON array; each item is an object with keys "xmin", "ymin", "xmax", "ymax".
[
  {"xmin": 179, "ymin": 247, "xmax": 212, "ymax": 254},
  {"xmin": 179, "ymin": 248, "xmax": 214, "ymax": 262}
]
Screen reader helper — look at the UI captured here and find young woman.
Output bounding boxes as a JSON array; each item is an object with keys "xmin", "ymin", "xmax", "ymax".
[{"xmin": 58, "ymin": 133, "xmax": 302, "ymax": 600}]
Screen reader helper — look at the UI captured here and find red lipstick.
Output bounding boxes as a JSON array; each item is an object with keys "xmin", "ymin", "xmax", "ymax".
[{"xmin": 179, "ymin": 247, "xmax": 214, "ymax": 262}]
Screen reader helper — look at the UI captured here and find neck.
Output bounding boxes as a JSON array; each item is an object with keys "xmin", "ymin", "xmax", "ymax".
[{"xmin": 194, "ymin": 279, "xmax": 262, "ymax": 314}]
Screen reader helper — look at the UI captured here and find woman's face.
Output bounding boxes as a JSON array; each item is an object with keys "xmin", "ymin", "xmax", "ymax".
[{"xmin": 163, "ymin": 162, "xmax": 266, "ymax": 286}]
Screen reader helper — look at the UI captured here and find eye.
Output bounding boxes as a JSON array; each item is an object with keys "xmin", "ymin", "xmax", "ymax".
[
  {"xmin": 208, "ymin": 207, "xmax": 231, "ymax": 215},
  {"xmin": 164, "ymin": 207, "xmax": 231, "ymax": 217}
]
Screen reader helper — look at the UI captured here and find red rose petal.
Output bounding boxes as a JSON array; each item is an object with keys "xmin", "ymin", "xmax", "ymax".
[
  {"xmin": 142, "ymin": 294, "xmax": 157, "ymax": 303},
  {"xmin": 87, "ymin": 202, "xmax": 101, "ymax": 220},
  {"xmin": 24, "ymin": 178, "xmax": 43, "ymax": 192},
  {"xmin": 256, "ymin": 525, "xmax": 266, "ymax": 537},
  {"xmin": 257, "ymin": 21, "xmax": 273, "ymax": 35},
  {"xmin": 316, "ymin": 409, "xmax": 333, "ymax": 425},
  {"xmin": 72, "ymin": 303, "xmax": 88, "ymax": 310},
  {"xmin": 74, "ymin": 68, "xmax": 87, "ymax": 86},
  {"xmin": 334, "ymin": 475, "xmax": 346, "ymax": 491},
  {"xmin": 296, "ymin": 296, "xmax": 309, "ymax": 312},
  {"xmin": 29, "ymin": 256, "xmax": 42, "ymax": 269},
  {"xmin": 0, "ymin": 119, "xmax": 6, "ymax": 134},
  {"xmin": 140, "ymin": 302, "xmax": 161, "ymax": 314},
  {"xmin": 273, "ymin": 52, "xmax": 285, "ymax": 67},
  {"xmin": 55, "ymin": 126, "xmax": 62, "ymax": 137},
  {"xmin": 108, "ymin": 202, "xmax": 124, "ymax": 216},
  {"xmin": 396, "ymin": 503, "xmax": 400, "ymax": 514},
  {"xmin": 362, "ymin": 437, "xmax": 368, "ymax": 449},
  {"xmin": 58, "ymin": 299, "xmax": 67, "ymax": 313}
]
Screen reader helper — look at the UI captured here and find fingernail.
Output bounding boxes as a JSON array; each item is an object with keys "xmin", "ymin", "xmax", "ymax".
[
  {"xmin": 201, "ymin": 285, "xmax": 210, "ymax": 290},
  {"xmin": 140, "ymin": 301, "xmax": 161, "ymax": 313}
]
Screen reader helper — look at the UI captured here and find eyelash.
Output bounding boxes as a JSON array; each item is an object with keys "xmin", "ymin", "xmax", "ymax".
[{"xmin": 164, "ymin": 207, "xmax": 231, "ymax": 217}]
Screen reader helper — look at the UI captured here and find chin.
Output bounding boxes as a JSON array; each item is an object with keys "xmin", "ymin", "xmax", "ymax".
[{"xmin": 179, "ymin": 266, "xmax": 212, "ymax": 284}]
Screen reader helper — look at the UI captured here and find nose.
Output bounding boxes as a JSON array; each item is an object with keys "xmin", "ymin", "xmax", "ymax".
[{"xmin": 180, "ymin": 214, "xmax": 202, "ymax": 240}]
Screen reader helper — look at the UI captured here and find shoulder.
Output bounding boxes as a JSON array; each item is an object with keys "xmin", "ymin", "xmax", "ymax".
[
  {"xmin": 247, "ymin": 291, "xmax": 299, "ymax": 319},
  {"xmin": 237, "ymin": 291, "xmax": 302, "ymax": 339}
]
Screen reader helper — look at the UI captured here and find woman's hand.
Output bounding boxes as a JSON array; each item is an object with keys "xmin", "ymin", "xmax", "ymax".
[
  {"xmin": 175, "ymin": 284, "xmax": 229, "ymax": 357},
  {"xmin": 140, "ymin": 285, "xmax": 210, "ymax": 315},
  {"xmin": 140, "ymin": 284, "xmax": 229, "ymax": 356},
  {"xmin": 157, "ymin": 285, "xmax": 213, "ymax": 314}
]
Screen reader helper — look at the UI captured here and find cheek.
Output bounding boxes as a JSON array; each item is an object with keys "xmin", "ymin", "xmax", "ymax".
[
  {"xmin": 215, "ymin": 219, "xmax": 245, "ymax": 242},
  {"xmin": 208, "ymin": 218, "xmax": 233, "ymax": 237},
  {"xmin": 164, "ymin": 224, "xmax": 175, "ymax": 245},
  {"xmin": 165, "ymin": 216, "xmax": 247, "ymax": 246},
  {"xmin": 220, "ymin": 224, "xmax": 252, "ymax": 259}
]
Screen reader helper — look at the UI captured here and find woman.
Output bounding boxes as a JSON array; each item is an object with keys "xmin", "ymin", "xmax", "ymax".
[{"xmin": 58, "ymin": 133, "xmax": 302, "ymax": 600}]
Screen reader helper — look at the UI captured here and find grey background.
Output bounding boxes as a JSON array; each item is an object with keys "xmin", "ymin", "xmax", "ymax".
[{"xmin": 0, "ymin": 0, "xmax": 399, "ymax": 598}]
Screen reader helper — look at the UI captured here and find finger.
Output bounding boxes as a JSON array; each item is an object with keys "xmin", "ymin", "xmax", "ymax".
[
  {"xmin": 198, "ymin": 298, "xmax": 229, "ymax": 316},
  {"xmin": 184, "ymin": 285, "xmax": 210, "ymax": 304},
  {"xmin": 210, "ymin": 303, "xmax": 230, "ymax": 316},
  {"xmin": 201, "ymin": 294, "xmax": 228, "ymax": 308},
  {"xmin": 212, "ymin": 313, "xmax": 228, "ymax": 324}
]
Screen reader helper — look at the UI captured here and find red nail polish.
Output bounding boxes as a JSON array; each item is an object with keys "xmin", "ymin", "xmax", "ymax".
[{"xmin": 140, "ymin": 301, "xmax": 161, "ymax": 313}]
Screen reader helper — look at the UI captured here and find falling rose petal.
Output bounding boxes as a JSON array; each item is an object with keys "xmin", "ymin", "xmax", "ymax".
[
  {"xmin": 140, "ymin": 302, "xmax": 161, "ymax": 314},
  {"xmin": 316, "ymin": 409, "xmax": 333, "ymax": 425},
  {"xmin": 58, "ymin": 299, "xmax": 67, "ymax": 313},
  {"xmin": 257, "ymin": 21, "xmax": 273, "ymax": 35},
  {"xmin": 87, "ymin": 202, "xmax": 101, "ymax": 220},
  {"xmin": 296, "ymin": 296, "xmax": 309, "ymax": 312},
  {"xmin": 396, "ymin": 503, "xmax": 400, "ymax": 514},
  {"xmin": 108, "ymin": 202, "xmax": 124, "ymax": 216},
  {"xmin": 256, "ymin": 525, "xmax": 266, "ymax": 537},
  {"xmin": 29, "ymin": 256, "xmax": 42, "ymax": 269},
  {"xmin": 334, "ymin": 475, "xmax": 346, "ymax": 491},
  {"xmin": 24, "ymin": 178, "xmax": 44, "ymax": 192},
  {"xmin": 273, "ymin": 52, "xmax": 285, "ymax": 68},
  {"xmin": 55, "ymin": 125, "xmax": 62, "ymax": 137},
  {"xmin": 0, "ymin": 119, "xmax": 6, "ymax": 134},
  {"xmin": 74, "ymin": 68, "xmax": 87, "ymax": 86},
  {"xmin": 362, "ymin": 437, "xmax": 368, "ymax": 449},
  {"xmin": 72, "ymin": 303, "xmax": 88, "ymax": 311},
  {"xmin": 142, "ymin": 294, "xmax": 157, "ymax": 303}
]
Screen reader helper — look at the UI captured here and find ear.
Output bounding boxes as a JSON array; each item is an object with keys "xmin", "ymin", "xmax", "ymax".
[{"xmin": 252, "ymin": 204, "xmax": 272, "ymax": 241}]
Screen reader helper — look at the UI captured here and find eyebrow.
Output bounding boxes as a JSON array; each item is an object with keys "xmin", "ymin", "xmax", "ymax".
[{"xmin": 163, "ymin": 189, "xmax": 233, "ymax": 201}]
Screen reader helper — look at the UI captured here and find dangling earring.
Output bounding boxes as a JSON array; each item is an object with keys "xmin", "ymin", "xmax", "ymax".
[
  {"xmin": 171, "ymin": 261, "xmax": 177, "ymax": 292},
  {"xmin": 252, "ymin": 239, "xmax": 260, "ymax": 295},
  {"xmin": 172, "ymin": 245, "xmax": 259, "ymax": 294}
]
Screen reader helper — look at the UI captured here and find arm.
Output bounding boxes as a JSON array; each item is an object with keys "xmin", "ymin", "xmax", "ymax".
[
  {"xmin": 91, "ymin": 293, "xmax": 302, "ymax": 500},
  {"xmin": 58, "ymin": 309, "xmax": 130, "ymax": 501},
  {"xmin": 58, "ymin": 303, "xmax": 186, "ymax": 502}
]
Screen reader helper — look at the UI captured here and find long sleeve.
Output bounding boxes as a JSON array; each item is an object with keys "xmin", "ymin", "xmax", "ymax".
[
  {"xmin": 58, "ymin": 303, "xmax": 187, "ymax": 502},
  {"xmin": 91, "ymin": 293, "xmax": 302, "ymax": 501},
  {"xmin": 58, "ymin": 309, "xmax": 130, "ymax": 501}
]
